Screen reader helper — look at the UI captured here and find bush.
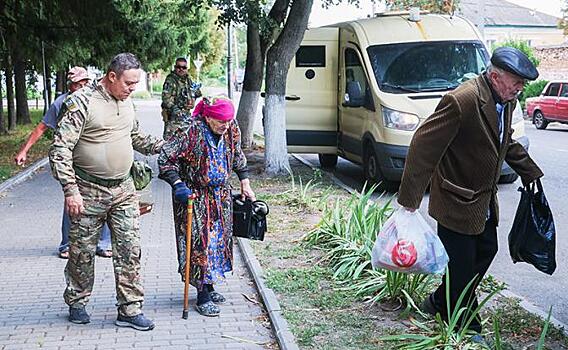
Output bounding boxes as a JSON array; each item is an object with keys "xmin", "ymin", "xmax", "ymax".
[
  {"xmin": 131, "ymin": 90, "xmax": 152, "ymax": 99},
  {"xmin": 150, "ymin": 80, "xmax": 163, "ymax": 93},
  {"xmin": 492, "ymin": 39, "xmax": 539, "ymax": 67},
  {"xmin": 520, "ymin": 80, "xmax": 548, "ymax": 109}
]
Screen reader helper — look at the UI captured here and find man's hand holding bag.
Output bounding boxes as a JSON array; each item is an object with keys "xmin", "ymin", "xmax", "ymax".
[{"xmin": 371, "ymin": 208, "xmax": 448, "ymax": 274}]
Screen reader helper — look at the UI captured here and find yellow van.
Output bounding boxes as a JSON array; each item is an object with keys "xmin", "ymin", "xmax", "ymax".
[{"xmin": 285, "ymin": 11, "xmax": 527, "ymax": 188}]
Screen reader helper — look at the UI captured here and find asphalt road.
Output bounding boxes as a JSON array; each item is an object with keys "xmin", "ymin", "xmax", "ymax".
[{"xmin": 297, "ymin": 120, "xmax": 568, "ymax": 325}]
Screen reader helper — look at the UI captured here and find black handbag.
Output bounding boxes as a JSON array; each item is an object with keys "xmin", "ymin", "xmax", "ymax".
[
  {"xmin": 232, "ymin": 194, "xmax": 268, "ymax": 241},
  {"xmin": 508, "ymin": 179, "xmax": 556, "ymax": 275}
]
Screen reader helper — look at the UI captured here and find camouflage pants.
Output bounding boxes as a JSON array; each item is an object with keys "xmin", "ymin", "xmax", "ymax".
[
  {"xmin": 64, "ymin": 176, "xmax": 144, "ymax": 317},
  {"xmin": 163, "ymin": 120, "xmax": 184, "ymax": 141}
]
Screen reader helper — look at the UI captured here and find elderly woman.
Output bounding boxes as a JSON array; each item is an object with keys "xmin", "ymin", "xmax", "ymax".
[{"xmin": 158, "ymin": 96, "xmax": 255, "ymax": 316}]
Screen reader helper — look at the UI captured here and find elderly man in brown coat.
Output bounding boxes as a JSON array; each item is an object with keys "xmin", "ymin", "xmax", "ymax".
[{"xmin": 397, "ymin": 47, "xmax": 543, "ymax": 340}]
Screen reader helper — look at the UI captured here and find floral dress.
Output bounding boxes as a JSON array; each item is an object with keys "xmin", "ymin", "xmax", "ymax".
[{"xmin": 158, "ymin": 116, "xmax": 248, "ymax": 290}]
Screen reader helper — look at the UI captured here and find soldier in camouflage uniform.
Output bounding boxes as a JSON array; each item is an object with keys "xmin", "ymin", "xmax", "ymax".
[
  {"xmin": 49, "ymin": 53, "xmax": 164, "ymax": 331},
  {"xmin": 161, "ymin": 57, "xmax": 202, "ymax": 140}
]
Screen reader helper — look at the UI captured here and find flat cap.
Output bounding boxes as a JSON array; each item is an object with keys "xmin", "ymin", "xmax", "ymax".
[{"xmin": 491, "ymin": 47, "xmax": 538, "ymax": 80}]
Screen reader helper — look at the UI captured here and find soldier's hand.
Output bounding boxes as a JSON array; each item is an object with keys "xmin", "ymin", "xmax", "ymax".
[
  {"xmin": 14, "ymin": 151, "xmax": 27, "ymax": 166},
  {"xmin": 65, "ymin": 194, "xmax": 85, "ymax": 218}
]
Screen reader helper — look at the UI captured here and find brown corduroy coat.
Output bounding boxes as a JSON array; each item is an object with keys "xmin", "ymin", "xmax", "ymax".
[{"xmin": 397, "ymin": 74, "xmax": 543, "ymax": 235}]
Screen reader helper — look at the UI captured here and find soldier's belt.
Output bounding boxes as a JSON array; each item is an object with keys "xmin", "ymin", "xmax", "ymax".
[{"xmin": 74, "ymin": 165, "xmax": 130, "ymax": 188}]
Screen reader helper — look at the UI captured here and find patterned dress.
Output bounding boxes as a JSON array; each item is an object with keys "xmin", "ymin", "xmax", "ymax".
[{"xmin": 158, "ymin": 116, "xmax": 248, "ymax": 290}]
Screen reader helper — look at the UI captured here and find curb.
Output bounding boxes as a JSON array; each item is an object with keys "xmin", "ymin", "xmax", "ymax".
[
  {"xmin": 291, "ymin": 154, "xmax": 355, "ymax": 195},
  {"xmin": 0, "ymin": 157, "xmax": 49, "ymax": 194},
  {"xmin": 237, "ymin": 238, "xmax": 300, "ymax": 350},
  {"xmin": 500, "ymin": 289, "xmax": 568, "ymax": 332}
]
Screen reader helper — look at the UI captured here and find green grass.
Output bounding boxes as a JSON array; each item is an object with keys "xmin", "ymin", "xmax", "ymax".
[
  {"xmin": 0, "ymin": 109, "xmax": 47, "ymax": 182},
  {"xmin": 266, "ymin": 262, "xmax": 395, "ymax": 349}
]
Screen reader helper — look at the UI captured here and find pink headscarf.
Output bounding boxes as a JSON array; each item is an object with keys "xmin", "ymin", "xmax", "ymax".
[{"xmin": 192, "ymin": 97, "xmax": 235, "ymax": 121}]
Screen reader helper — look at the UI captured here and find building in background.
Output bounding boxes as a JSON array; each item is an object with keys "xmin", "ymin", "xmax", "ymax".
[{"xmin": 459, "ymin": 0, "xmax": 565, "ymax": 47}]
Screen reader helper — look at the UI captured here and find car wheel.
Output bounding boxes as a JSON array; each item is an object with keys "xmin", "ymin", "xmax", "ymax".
[
  {"xmin": 499, "ymin": 173, "xmax": 519, "ymax": 184},
  {"xmin": 363, "ymin": 148, "xmax": 399, "ymax": 192},
  {"xmin": 318, "ymin": 154, "xmax": 338, "ymax": 168},
  {"xmin": 533, "ymin": 111, "xmax": 548, "ymax": 130}
]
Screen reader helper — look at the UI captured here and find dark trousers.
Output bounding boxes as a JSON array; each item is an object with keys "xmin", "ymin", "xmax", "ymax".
[{"xmin": 431, "ymin": 220, "xmax": 498, "ymax": 333}]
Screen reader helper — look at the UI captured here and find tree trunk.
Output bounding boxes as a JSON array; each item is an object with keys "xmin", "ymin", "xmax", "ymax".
[
  {"xmin": 263, "ymin": 0, "xmax": 313, "ymax": 176},
  {"xmin": 236, "ymin": 22, "xmax": 266, "ymax": 149},
  {"xmin": 0, "ymin": 71, "xmax": 5, "ymax": 135},
  {"xmin": 5, "ymin": 57, "xmax": 16, "ymax": 131},
  {"xmin": 43, "ymin": 61, "xmax": 51, "ymax": 114},
  {"xmin": 55, "ymin": 69, "xmax": 66, "ymax": 98},
  {"xmin": 46, "ymin": 67, "xmax": 53, "ymax": 106},
  {"xmin": 14, "ymin": 58, "xmax": 31, "ymax": 124}
]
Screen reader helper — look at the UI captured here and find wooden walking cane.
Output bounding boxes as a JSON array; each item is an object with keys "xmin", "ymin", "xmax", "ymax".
[{"xmin": 182, "ymin": 196, "xmax": 194, "ymax": 319}]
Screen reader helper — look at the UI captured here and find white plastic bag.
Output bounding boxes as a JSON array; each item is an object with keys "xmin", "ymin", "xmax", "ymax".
[{"xmin": 371, "ymin": 208, "xmax": 448, "ymax": 274}]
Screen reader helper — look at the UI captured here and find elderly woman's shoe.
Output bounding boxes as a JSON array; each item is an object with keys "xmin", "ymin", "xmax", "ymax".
[
  {"xmin": 195, "ymin": 301, "xmax": 220, "ymax": 317},
  {"xmin": 209, "ymin": 291, "xmax": 226, "ymax": 304}
]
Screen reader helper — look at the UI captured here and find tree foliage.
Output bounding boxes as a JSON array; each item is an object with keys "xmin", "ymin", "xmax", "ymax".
[
  {"xmin": 386, "ymin": 0, "xmax": 459, "ymax": 13},
  {"xmin": 492, "ymin": 39, "xmax": 540, "ymax": 67},
  {"xmin": 0, "ymin": 1, "xmax": 222, "ymax": 76},
  {"xmin": 560, "ymin": 0, "xmax": 568, "ymax": 35}
]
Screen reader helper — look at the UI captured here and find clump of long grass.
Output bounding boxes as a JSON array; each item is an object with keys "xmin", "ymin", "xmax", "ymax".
[
  {"xmin": 304, "ymin": 184, "xmax": 392, "ymax": 280},
  {"xmin": 304, "ymin": 184, "xmax": 434, "ymax": 309}
]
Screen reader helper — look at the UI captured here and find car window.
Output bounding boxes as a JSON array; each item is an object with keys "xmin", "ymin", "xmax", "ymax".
[
  {"xmin": 560, "ymin": 84, "xmax": 568, "ymax": 98},
  {"xmin": 546, "ymin": 83, "xmax": 561, "ymax": 97}
]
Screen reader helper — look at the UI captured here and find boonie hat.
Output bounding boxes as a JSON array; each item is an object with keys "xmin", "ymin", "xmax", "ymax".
[
  {"xmin": 490, "ymin": 47, "xmax": 538, "ymax": 81},
  {"xmin": 67, "ymin": 67, "xmax": 90, "ymax": 83}
]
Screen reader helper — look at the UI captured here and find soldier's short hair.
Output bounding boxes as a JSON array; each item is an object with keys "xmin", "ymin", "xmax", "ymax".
[
  {"xmin": 175, "ymin": 57, "xmax": 187, "ymax": 64},
  {"xmin": 108, "ymin": 53, "xmax": 142, "ymax": 77}
]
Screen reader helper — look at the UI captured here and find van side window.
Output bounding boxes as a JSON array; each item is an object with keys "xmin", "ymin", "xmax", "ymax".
[
  {"xmin": 344, "ymin": 48, "xmax": 372, "ymax": 109},
  {"xmin": 296, "ymin": 46, "xmax": 326, "ymax": 67},
  {"xmin": 546, "ymin": 83, "xmax": 560, "ymax": 97}
]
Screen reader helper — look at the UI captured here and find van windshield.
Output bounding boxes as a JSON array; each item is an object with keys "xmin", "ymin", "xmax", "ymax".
[{"xmin": 367, "ymin": 41, "xmax": 489, "ymax": 94}]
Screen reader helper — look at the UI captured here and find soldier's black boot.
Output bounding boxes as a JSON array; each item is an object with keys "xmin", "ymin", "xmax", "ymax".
[
  {"xmin": 68, "ymin": 306, "xmax": 90, "ymax": 324},
  {"xmin": 115, "ymin": 313, "xmax": 155, "ymax": 331}
]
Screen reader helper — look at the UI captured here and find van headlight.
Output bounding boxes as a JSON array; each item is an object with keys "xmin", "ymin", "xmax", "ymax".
[
  {"xmin": 382, "ymin": 106, "xmax": 420, "ymax": 131},
  {"xmin": 512, "ymin": 104, "xmax": 524, "ymax": 125}
]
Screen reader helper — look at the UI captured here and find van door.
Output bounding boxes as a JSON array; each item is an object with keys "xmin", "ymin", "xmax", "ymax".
[
  {"xmin": 338, "ymin": 44, "xmax": 375, "ymax": 163},
  {"xmin": 285, "ymin": 28, "xmax": 339, "ymax": 155}
]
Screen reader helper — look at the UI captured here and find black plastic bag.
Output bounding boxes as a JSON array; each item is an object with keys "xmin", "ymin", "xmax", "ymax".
[
  {"xmin": 232, "ymin": 194, "xmax": 269, "ymax": 241},
  {"xmin": 508, "ymin": 179, "xmax": 556, "ymax": 275}
]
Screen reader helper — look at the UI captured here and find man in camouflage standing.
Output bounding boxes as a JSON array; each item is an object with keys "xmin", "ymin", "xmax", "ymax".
[
  {"xmin": 49, "ymin": 53, "xmax": 163, "ymax": 331},
  {"xmin": 161, "ymin": 57, "xmax": 201, "ymax": 139}
]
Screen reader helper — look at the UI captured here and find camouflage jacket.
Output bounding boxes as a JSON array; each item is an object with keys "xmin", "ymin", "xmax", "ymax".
[
  {"xmin": 161, "ymin": 71, "xmax": 202, "ymax": 121},
  {"xmin": 49, "ymin": 79, "xmax": 164, "ymax": 197}
]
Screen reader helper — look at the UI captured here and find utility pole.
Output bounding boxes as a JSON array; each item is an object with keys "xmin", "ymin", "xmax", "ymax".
[
  {"xmin": 479, "ymin": 0, "xmax": 486, "ymax": 41},
  {"xmin": 41, "ymin": 41, "xmax": 49, "ymax": 113},
  {"xmin": 227, "ymin": 23, "xmax": 233, "ymax": 99}
]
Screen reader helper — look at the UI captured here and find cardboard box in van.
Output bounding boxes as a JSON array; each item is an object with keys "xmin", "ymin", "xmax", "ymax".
[{"xmin": 285, "ymin": 11, "xmax": 528, "ymax": 188}]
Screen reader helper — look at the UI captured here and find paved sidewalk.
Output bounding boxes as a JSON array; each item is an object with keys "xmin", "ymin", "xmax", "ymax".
[{"xmin": 0, "ymin": 101, "xmax": 274, "ymax": 349}]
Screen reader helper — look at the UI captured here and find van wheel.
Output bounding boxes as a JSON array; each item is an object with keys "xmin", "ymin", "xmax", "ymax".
[
  {"xmin": 318, "ymin": 154, "xmax": 338, "ymax": 168},
  {"xmin": 533, "ymin": 111, "xmax": 548, "ymax": 130},
  {"xmin": 364, "ymin": 148, "xmax": 399, "ymax": 192},
  {"xmin": 499, "ymin": 173, "xmax": 519, "ymax": 184}
]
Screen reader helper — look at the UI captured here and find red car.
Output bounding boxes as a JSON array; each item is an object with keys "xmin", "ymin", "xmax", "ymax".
[{"xmin": 526, "ymin": 81, "xmax": 568, "ymax": 129}]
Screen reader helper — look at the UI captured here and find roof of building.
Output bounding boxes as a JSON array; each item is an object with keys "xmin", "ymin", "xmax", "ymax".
[{"xmin": 458, "ymin": 0, "xmax": 560, "ymax": 27}]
